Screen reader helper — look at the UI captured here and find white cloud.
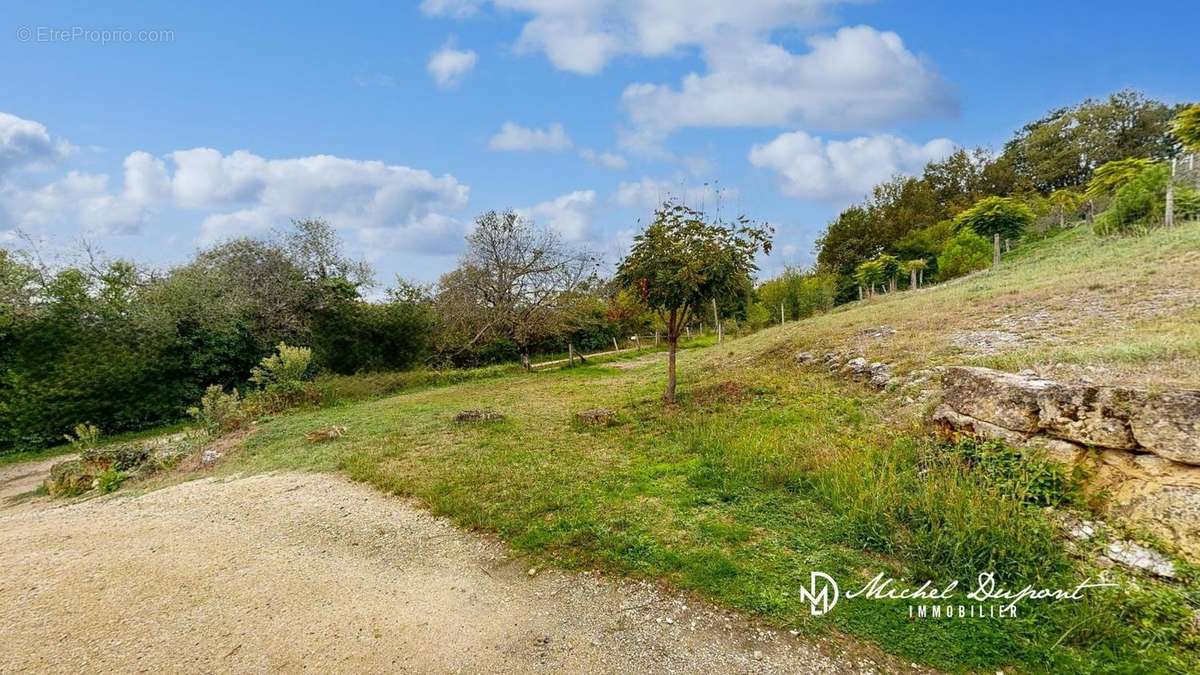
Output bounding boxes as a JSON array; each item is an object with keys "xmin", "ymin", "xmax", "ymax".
[
  {"xmin": 176, "ymin": 151, "xmax": 470, "ymax": 249},
  {"xmin": 612, "ymin": 177, "xmax": 736, "ymax": 210},
  {"xmin": 420, "ymin": 0, "xmax": 483, "ymax": 19},
  {"xmin": 517, "ymin": 190, "xmax": 596, "ymax": 241},
  {"xmin": 420, "ymin": 4, "xmax": 955, "ymax": 152},
  {"xmin": 488, "ymin": 122, "xmax": 573, "ymax": 152},
  {"xmin": 622, "ymin": 26, "xmax": 955, "ymax": 150},
  {"xmin": 748, "ymin": 131, "xmax": 956, "ymax": 200},
  {"xmin": 0, "ymin": 112, "xmax": 472, "ymax": 248},
  {"xmin": 424, "ymin": 1, "xmax": 836, "ymax": 74},
  {"xmin": 0, "ymin": 112, "xmax": 72, "ymax": 174},
  {"xmin": 427, "ymin": 39, "xmax": 478, "ymax": 89},
  {"xmin": 578, "ymin": 148, "xmax": 627, "ymax": 170}
]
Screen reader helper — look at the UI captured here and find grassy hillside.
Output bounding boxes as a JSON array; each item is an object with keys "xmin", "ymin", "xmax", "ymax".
[{"xmin": 222, "ymin": 222, "xmax": 1200, "ymax": 673}]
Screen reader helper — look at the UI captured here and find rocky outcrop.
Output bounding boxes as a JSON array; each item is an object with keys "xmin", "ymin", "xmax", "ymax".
[
  {"xmin": 937, "ymin": 366, "xmax": 1199, "ymax": 463},
  {"xmin": 933, "ymin": 366, "xmax": 1200, "ymax": 559}
]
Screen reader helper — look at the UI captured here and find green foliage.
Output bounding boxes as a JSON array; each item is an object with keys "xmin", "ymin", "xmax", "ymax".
[
  {"xmin": 1092, "ymin": 162, "xmax": 1200, "ymax": 236},
  {"xmin": 1002, "ymin": 90, "xmax": 1179, "ymax": 192},
  {"xmin": 187, "ymin": 385, "xmax": 245, "ymax": 435},
  {"xmin": 617, "ymin": 203, "xmax": 772, "ymax": 328},
  {"xmin": 250, "ymin": 342, "xmax": 316, "ymax": 409},
  {"xmin": 1084, "ymin": 157, "xmax": 1155, "ymax": 201},
  {"xmin": 853, "ymin": 259, "xmax": 887, "ymax": 294},
  {"xmin": 63, "ymin": 422, "xmax": 101, "ymax": 450},
  {"xmin": 94, "ymin": 467, "xmax": 125, "ymax": 494},
  {"xmin": 932, "ymin": 438, "xmax": 1081, "ymax": 507},
  {"xmin": 755, "ymin": 268, "xmax": 836, "ymax": 321},
  {"xmin": 953, "ymin": 196, "xmax": 1035, "ymax": 242},
  {"xmin": 1173, "ymin": 104, "xmax": 1200, "ymax": 152},
  {"xmin": 936, "ymin": 229, "xmax": 992, "ymax": 279}
]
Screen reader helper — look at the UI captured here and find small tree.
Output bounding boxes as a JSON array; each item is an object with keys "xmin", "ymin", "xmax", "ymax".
[
  {"xmin": 1172, "ymin": 104, "xmax": 1200, "ymax": 152},
  {"xmin": 1084, "ymin": 158, "xmax": 1155, "ymax": 202},
  {"xmin": 902, "ymin": 259, "xmax": 928, "ymax": 289},
  {"xmin": 953, "ymin": 196, "xmax": 1035, "ymax": 249},
  {"xmin": 876, "ymin": 254, "xmax": 900, "ymax": 293},
  {"xmin": 616, "ymin": 202, "xmax": 771, "ymax": 403},
  {"xmin": 1046, "ymin": 189, "xmax": 1084, "ymax": 228}
]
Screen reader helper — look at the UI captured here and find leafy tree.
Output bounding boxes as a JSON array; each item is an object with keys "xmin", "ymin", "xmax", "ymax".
[
  {"xmin": 436, "ymin": 210, "xmax": 597, "ymax": 367},
  {"xmin": 953, "ymin": 196, "xmax": 1035, "ymax": 245},
  {"xmin": 876, "ymin": 254, "xmax": 901, "ymax": 292},
  {"xmin": 854, "ymin": 260, "xmax": 887, "ymax": 297},
  {"xmin": 902, "ymin": 259, "xmax": 928, "ymax": 289},
  {"xmin": 1001, "ymin": 90, "xmax": 1179, "ymax": 193},
  {"xmin": 1095, "ymin": 163, "xmax": 1200, "ymax": 235},
  {"xmin": 1046, "ymin": 189, "xmax": 1085, "ymax": 228},
  {"xmin": 937, "ymin": 230, "xmax": 992, "ymax": 279},
  {"xmin": 1084, "ymin": 158, "xmax": 1156, "ymax": 201},
  {"xmin": 1172, "ymin": 104, "xmax": 1200, "ymax": 152},
  {"xmin": 616, "ymin": 202, "xmax": 771, "ymax": 402}
]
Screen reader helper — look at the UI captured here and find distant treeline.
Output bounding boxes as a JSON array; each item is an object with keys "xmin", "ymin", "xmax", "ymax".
[{"xmin": 813, "ymin": 90, "xmax": 1197, "ymax": 302}]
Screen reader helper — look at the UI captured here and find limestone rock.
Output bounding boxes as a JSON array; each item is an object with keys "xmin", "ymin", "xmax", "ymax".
[
  {"xmin": 1130, "ymin": 390, "xmax": 1200, "ymax": 465},
  {"xmin": 930, "ymin": 405, "xmax": 1030, "ymax": 445},
  {"xmin": 941, "ymin": 366, "xmax": 1051, "ymax": 432},
  {"xmin": 1036, "ymin": 383, "xmax": 1140, "ymax": 450},
  {"xmin": 1104, "ymin": 541, "xmax": 1176, "ymax": 578},
  {"xmin": 868, "ymin": 362, "xmax": 893, "ymax": 388},
  {"xmin": 793, "ymin": 351, "xmax": 816, "ymax": 365}
]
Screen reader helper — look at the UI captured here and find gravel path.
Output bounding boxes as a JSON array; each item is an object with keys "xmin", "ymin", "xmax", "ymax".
[{"xmin": 0, "ymin": 463, "xmax": 922, "ymax": 674}]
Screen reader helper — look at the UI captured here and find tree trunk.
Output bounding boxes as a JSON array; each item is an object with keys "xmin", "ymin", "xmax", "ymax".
[
  {"xmin": 858, "ymin": 285, "xmax": 863, "ymax": 301},
  {"xmin": 521, "ymin": 353, "xmax": 531, "ymax": 371},
  {"xmin": 664, "ymin": 337, "xmax": 678, "ymax": 403},
  {"xmin": 919, "ymin": 269, "xmax": 923, "ymax": 286},
  {"xmin": 993, "ymin": 233, "xmax": 1001, "ymax": 269},
  {"xmin": 889, "ymin": 277, "xmax": 896, "ymax": 293},
  {"xmin": 910, "ymin": 268, "xmax": 917, "ymax": 290}
]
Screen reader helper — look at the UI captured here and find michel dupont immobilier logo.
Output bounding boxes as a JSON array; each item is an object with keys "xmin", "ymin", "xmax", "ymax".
[{"xmin": 798, "ymin": 570, "xmax": 1117, "ymax": 619}]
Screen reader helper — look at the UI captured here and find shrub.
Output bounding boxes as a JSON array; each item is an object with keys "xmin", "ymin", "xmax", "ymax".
[
  {"xmin": 936, "ymin": 229, "xmax": 992, "ymax": 279},
  {"xmin": 250, "ymin": 343, "xmax": 317, "ymax": 410},
  {"xmin": 187, "ymin": 385, "xmax": 245, "ymax": 434},
  {"xmin": 63, "ymin": 422, "xmax": 102, "ymax": 450},
  {"xmin": 95, "ymin": 467, "xmax": 125, "ymax": 494},
  {"xmin": 1093, "ymin": 163, "xmax": 1199, "ymax": 236}
]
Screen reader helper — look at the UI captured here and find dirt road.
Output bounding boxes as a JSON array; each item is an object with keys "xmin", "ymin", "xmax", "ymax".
[{"xmin": 0, "ymin": 461, "xmax": 916, "ymax": 673}]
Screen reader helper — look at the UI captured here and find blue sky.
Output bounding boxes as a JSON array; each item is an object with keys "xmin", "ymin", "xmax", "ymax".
[{"xmin": 2, "ymin": 1, "xmax": 1197, "ymax": 287}]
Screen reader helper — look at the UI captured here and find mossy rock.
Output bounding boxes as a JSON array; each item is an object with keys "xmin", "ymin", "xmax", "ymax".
[
  {"xmin": 80, "ymin": 444, "xmax": 150, "ymax": 471},
  {"xmin": 46, "ymin": 459, "xmax": 97, "ymax": 497}
]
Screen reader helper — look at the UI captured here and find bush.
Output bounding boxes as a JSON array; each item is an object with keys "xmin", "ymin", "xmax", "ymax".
[
  {"xmin": 187, "ymin": 385, "xmax": 245, "ymax": 434},
  {"xmin": 1095, "ymin": 163, "xmax": 1169, "ymax": 236},
  {"xmin": 936, "ymin": 229, "xmax": 992, "ymax": 279},
  {"xmin": 250, "ymin": 343, "xmax": 317, "ymax": 410}
]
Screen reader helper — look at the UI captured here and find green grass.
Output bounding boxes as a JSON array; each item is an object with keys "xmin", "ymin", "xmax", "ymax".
[{"xmin": 224, "ymin": 344, "xmax": 1198, "ymax": 672}]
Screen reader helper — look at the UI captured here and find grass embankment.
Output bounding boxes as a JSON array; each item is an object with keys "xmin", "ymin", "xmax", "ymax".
[{"xmin": 224, "ymin": 223, "xmax": 1200, "ymax": 673}]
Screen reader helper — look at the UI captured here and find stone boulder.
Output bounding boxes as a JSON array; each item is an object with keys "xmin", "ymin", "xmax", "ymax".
[
  {"xmin": 1130, "ymin": 391, "xmax": 1200, "ymax": 465},
  {"xmin": 941, "ymin": 366, "xmax": 1050, "ymax": 432},
  {"xmin": 940, "ymin": 367, "xmax": 1200, "ymax": 463}
]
